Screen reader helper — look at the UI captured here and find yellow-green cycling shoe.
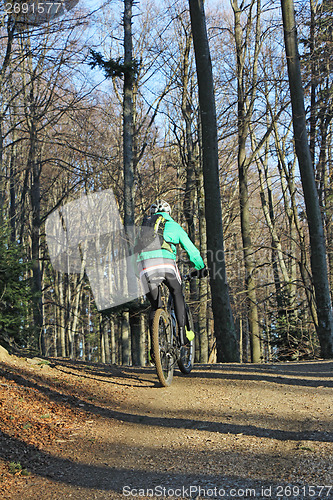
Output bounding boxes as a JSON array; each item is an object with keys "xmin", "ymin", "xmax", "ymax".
[{"xmin": 185, "ymin": 326, "xmax": 195, "ymax": 342}]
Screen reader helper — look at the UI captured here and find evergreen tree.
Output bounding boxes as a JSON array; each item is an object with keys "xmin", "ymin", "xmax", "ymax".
[{"xmin": 0, "ymin": 224, "xmax": 33, "ymax": 349}]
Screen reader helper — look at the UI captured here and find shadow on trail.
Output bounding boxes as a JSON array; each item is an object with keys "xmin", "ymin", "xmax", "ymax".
[
  {"xmin": 189, "ymin": 362, "xmax": 333, "ymax": 388},
  {"xmin": 0, "ymin": 364, "xmax": 332, "ymax": 444},
  {"xmin": 48, "ymin": 357, "xmax": 157, "ymax": 388},
  {"xmin": 0, "ymin": 432, "xmax": 306, "ymax": 496}
]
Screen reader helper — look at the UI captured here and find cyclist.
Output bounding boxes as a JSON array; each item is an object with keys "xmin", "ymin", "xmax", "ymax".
[{"xmin": 135, "ymin": 199, "xmax": 207, "ymax": 348}]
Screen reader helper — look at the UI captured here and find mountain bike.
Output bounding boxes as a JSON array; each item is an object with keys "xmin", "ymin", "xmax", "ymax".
[{"xmin": 151, "ymin": 273, "xmax": 196, "ymax": 387}]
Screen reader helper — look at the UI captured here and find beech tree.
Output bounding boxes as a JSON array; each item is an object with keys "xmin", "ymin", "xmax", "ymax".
[
  {"xmin": 231, "ymin": 0, "xmax": 262, "ymax": 362},
  {"xmin": 281, "ymin": 0, "xmax": 333, "ymax": 358},
  {"xmin": 188, "ymin": 0, "xmax": 239, "ymax": 362}
]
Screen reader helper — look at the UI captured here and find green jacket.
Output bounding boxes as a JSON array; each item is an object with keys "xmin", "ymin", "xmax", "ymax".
[{"xmin": 136, "ymin": 212, "xmax": 205, "ymax": 270}]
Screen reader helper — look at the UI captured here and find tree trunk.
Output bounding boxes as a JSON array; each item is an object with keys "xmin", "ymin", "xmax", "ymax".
[
  {"xmin": 122, "ymin": 310, "xmax": 131, "ymax": 365},
  {"xmin": 232, "ymin": 0, "xmax": 261, "ymax": 363},
  {"xmin": 197, "ymin": 168, "xmax": 209, "ymax": 362},
  {"xmin": 238, "ymin": 134, "xmax": 261, "ymax": 363},
  {"xmin": 188, "ymin": 0, "xmax": 239, "ymax": 362},
  {"xmin": 123, "ymin": 0, "xmax": 135, "ymax": 230},
  {"xmin": 130, "ymin": 312, "xmax": 141, "ymax": 366},
  {"xmin": 9, "ymin": 138, "xmax": 17, "ymax": 242},
  {"xmin": 70, "ymin": 247, "xmax": 86, "ymax": 358},
  {"xmin": 281, "ymin": 0, "xmax": 333, "ymax": 358},
  {"xmin": 326, "ymin": 134, "xmax": 333, "ymax": 289},
  {"xmin": 100, "ymin": 319, "xmax": 106, "ymax": 364},
  {"xmin": 123, "ymin": 0, "xmax": 140, "ymax": 364},
  {"xmin": 30, "ymin": 150, "xmax": 44, "ymax": 354},
  {"xmin": 110, "ymin": 317, "xmax": 116, "ymax": 364},
  {"xmin": 139, "ymin": 313, "xmax": 146, "ymax": 366},
  {"xmin": 58, "ymin": 275, "xmax": 66, "ymax": 357},
  {"xmin": 81, "ymin": 325, "xmax": 86, "ymax": 361}
]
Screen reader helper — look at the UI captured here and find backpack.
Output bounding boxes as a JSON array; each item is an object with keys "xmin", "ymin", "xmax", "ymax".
[{"xmin": 134, "ymin": 213, "xmax": 173, "ymax": 254}]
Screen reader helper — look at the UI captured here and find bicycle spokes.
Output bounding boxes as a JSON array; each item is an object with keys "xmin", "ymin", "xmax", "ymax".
[
  {"xmin": 152, "ymin": 309, "xmax": 174, "ymax": 387},
  {"xmin": 151, "ymin": 300, "xmax": 195, "ymax": 387}
]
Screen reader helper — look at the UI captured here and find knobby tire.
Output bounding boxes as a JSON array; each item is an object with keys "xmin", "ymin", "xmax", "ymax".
[
  {"xmin": 152, "ymin": 308, "xmax": 174, "ymax": 387},
  {"xmin": 177, "ymin": 305, "xmax": 195, "ymax": 374}
]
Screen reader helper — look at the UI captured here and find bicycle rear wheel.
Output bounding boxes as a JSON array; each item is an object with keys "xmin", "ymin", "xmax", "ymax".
[
  {"xmin": 152, "ymin": 308, "xmax": 174, "ymax": 387},
  {"xmin": 177, "ymin": 305, "xmax": 195, "ymax": 374}
]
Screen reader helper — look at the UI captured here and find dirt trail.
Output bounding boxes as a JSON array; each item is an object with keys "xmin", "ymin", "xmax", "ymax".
[{"xmin": 0, "ymin": 351, "xmax": 332, "ymax": 499}]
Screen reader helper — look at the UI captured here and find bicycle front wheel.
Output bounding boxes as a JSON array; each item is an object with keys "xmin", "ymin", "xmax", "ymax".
[{"xmin": 152, "ymin": 308, "xmax": 174, "ymax": 387}]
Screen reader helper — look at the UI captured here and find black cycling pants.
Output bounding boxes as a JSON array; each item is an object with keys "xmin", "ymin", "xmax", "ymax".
[{"xmin": 146, "ymin": 273, "xmax": 186, "ymax": 331}]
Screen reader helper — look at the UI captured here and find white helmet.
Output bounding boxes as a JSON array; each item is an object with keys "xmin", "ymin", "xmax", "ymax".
[{"xmin": 149, "ymin": 199, "xmax": 171, "ymax": 215}]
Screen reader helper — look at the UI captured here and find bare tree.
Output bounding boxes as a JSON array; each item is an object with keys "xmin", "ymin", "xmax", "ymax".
[
  {"xmin": 188, "ymin": 0, "xmax": 239, "ymax": 362},
  {"xmin": 281, "ymin": 0, "xmax": 333, "ymax": 358},
  {"xmin": 230, "ymin": 0, "xmax": 262, "ymax": 362}
]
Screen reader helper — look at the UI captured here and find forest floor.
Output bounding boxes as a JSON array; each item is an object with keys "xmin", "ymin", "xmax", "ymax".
[{"xmin": 0, "ymin": 346, "xmax": 332, "ymax": 500}]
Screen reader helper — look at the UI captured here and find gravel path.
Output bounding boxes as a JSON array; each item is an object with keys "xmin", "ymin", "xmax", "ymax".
[{"xmin": 0, "ymin": 354, "xmax": 332, "ymax": 499}]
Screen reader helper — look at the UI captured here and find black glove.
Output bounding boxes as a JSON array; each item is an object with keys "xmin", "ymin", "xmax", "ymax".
[{"xmin": 190, "ymin": 267, "xmax": 208, "ymax": 278}]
